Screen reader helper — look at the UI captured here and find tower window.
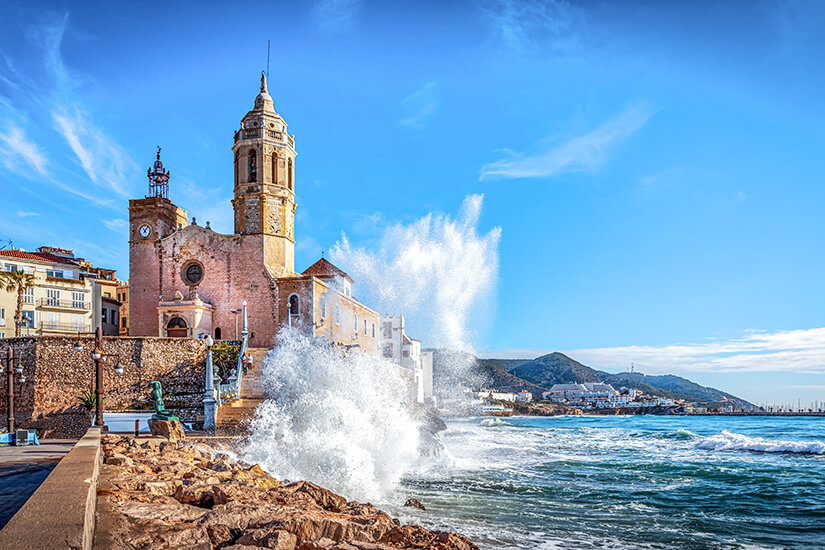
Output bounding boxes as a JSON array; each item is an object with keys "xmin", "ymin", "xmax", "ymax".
[
  {"xmin": 234, "ymin": 151, "xmax": 239, "ymax": 186},
  {"xmin": 248, "ymin": 149, "xmax": 257, "ymax": 182},
  {"xmin": 288, "ymin": 158, "xmax": 293, "ymax": 191},
  {"xmin": 288, "ymin": 294, "xmax": 299, "ymax": 315},
  {"xmin": 271, "ymin": 153, "xmax": 277, "ymax": 184}
]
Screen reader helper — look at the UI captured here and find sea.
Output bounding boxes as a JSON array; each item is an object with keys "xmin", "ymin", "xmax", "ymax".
[{"xmin": 397, "ymin": 415, "xmax": 825, "ymax": 550}]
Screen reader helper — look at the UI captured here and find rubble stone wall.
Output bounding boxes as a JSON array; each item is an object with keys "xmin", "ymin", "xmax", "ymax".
[{"xmin": 0, "ymin": 336, "xmax": 207, "ymax": 430}]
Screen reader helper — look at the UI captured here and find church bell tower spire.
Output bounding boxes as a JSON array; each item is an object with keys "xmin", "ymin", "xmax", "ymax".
[{"xmin": 231, "ymin": 73, "xmax": 298, "ymax": 276}]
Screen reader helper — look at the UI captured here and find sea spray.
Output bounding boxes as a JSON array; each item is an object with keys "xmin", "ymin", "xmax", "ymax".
[
  {"xmin": 243, "ymin": 329, "xmax": 420, "ymax": 501},
  {"xmin": 330, "ymin": 194, "xmax": 501, "ymax": 353}
]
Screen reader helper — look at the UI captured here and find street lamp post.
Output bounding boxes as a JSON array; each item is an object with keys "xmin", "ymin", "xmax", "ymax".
[
  {"xmin": 88, "ymin": 327, "xmax": 123, "ymax": 428},
  {"xmin": 230, "ymin": 309, "xmax": 241, "ymax": 340},
  {"xmin": 203, "ymin": 335, "xmax": 217, "ymax": 430}
]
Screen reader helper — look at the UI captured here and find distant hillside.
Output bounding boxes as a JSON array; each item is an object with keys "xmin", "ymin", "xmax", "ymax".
[
  {"xmin": 429, "ymin": 349, "xmax": 545, "ymax": 396},
  {"xmin": 483, "ymin": 359, "xmax": 530, "ymax": 372},
  {"xmin": 499, "ymin": 352, "xmax": 755, "ymax": 410}
]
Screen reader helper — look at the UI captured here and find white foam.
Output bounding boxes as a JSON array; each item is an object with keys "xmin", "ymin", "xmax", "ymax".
[
  {"xmin": 243, "ymin": 329, "xmax": 421, "ymax": 501},
  {"xmin": 480, "ymin": 418, "xmax": 510, "ymax": 427},
  {"xmin": 695, "ymin": 430, "xmax": 825, "ymax": 454}
]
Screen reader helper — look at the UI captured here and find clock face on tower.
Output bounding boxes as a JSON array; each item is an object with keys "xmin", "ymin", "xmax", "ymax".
[{"xmin": 139, "ymin": 224, "xmax": 151, "ymax": 238}]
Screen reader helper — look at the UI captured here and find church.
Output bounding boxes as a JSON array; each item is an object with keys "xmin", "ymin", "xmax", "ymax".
[{"xmin": 128, "ymin": 74, "xmax": 380, "ymax": 352}]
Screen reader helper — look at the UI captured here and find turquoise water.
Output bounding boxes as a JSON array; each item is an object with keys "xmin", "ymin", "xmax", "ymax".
[{"xmin": 401, "ymin": 415, "xmax": 825, "ymax": 549}]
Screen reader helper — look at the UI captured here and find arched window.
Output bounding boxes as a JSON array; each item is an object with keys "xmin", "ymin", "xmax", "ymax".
[
  {"xmin": 167, "ymin": 317, "xmax": 187, "ymax": 328},
  {"xmin": 335, "ymin": 303, "xmax": 341, "ymax": 325},
  {"xmin": 288, "ymin": 294, "xmax": 299, "ymax": 315},
  {"xmin": 363, "ymin": 319, "xmax": 367, "ymax": 334},
  {"xmin": 288, "ymin": 158, "xmax": 293, "ymax": 191},
  {"xmin": 271, "ymin": 153, "xmax": 277, "ymax": 184},
  {"xmin": 248, "ymin": 149, "xmax": 257, "ymax": 182},
  {"xmin": 215, "ymin": 327, "xmax": 222, "ymax": 340},
  {"xmin": 371, "ymin": 323, "xmax": 375, "ymax": 338},
  {"xmin": 353, "ymin": 312, "xmax": 358, "ymax": 333}
]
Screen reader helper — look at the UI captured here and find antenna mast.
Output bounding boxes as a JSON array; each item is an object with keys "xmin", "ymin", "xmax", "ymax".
[{"xmin": 266, "ymin": 39, "xmax": 271, "ymax": 81}]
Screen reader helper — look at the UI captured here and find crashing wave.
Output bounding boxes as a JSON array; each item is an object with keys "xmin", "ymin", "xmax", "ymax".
[
  {"xmin": 480, "ymin": 418, "xmax": 510, "ymax": 427},
  {"xmin": 695, "ymin": 430, "xmax": 825, "ymax": 454}
]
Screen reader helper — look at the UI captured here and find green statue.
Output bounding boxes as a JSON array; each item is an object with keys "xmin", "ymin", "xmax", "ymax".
[{"xmin": 150, "ymin": 381, "xmax": 179, "ymax": 421}]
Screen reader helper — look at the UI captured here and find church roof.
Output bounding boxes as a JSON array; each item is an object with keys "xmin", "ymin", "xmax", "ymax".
[{"xmin": 302, "ymin": 257, "xmax": 353, "ymax": 283}]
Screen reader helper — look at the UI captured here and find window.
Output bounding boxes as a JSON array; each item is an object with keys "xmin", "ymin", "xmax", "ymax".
[
  {"xmin": 320, "ymin": 296, "xmax": 327, "ymax": 319},
  {"xmin": 20, "ymin": 311, "xmax": 34, "ymax": 328},
  {"xmin": 46, "ymin": 288, "xmax": 60, "ymax": 306},
  {"xmin": 363, "ymin": 319, "xmax": 367, "ymax": 335},
  {"xmin": 72, "ymin": 314, "xmax": 85, "ymax": 332},
  {"xmin": 371, "ymin": 323, "xmax": 375, "ymax": 338},
  {"xmin": 46, "ymin": 312, "xmax": 60, "ymax": 330},
  {"xmin": 382, "ymin": 344, "xmax": 393, "ymax": 358},
  {"xmin": 248, "ymin": 149, "xmax": 257, "ymax": 182},
  {"xmin": 183, "ymin": 262, "xmax": 204, "ymax": 285},
  {"xmin": 5, "ymin": 263, "xmax": 17, "ymax": 272},
  {"xmin": 47, "ymin": 269, "xmax": 64, "ymax": 278},
  {"xmin": 0, "ymin": 332, "xmax": 5, "ymax": 339},
  {"xmin": 102, "ymin": 308, "xmax": 107, "ymax": 323},
  {"xmin": 121, "ymin": 317, "xmax": 128, "ymax": 328},
  {"xmin": 72, "ymin": 292, "xmax": 85, "ymax": 309},
  {"xmin": 288, "ymin": 294, "xmax": 299, "ymax": 315},
  {"xmin": 111, "ymin": 309, "xmax": 118, "ymax": 326},
  {"xmin": 234, "ymin": 151, "xmax": 239, "ymax": 186},
  {"xmin": 23, "ymin": 288, "xmax": 34, "ymax": 304},
  {"xmin": 353, "ymin": 313, "xmax": 358, "ymax": 333},
  {"xmin": 335, "ymin": 303, "xmax": 341, "ymax": 325},
  {"xmin": 0, "ymin": 307, "xmax": 4, "ymax": 326},
  {"xmin": 271, "ymin": 153, "xmax": 277, "ymax": 184},
  {"xmin": 288, "ymin": 158, "xmax": 293, "ymax": 191}
]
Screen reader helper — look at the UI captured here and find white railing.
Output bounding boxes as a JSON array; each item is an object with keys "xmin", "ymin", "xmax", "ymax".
[{"xmin": 219, "ymin": 301, "xmax": 248, "ymax": 403}]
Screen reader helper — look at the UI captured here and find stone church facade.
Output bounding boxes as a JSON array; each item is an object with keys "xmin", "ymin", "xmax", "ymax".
[{"xmin": 128, "ymin": 74, "xmax": 379, "ymax": 352}]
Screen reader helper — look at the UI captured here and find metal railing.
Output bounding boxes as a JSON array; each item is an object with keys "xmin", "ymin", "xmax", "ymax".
[
  {"xmin": 40, "ymin": 321, "xmax": 91, "ymax": 333},
  {"xmin": 38, "ymin": 298, "xmax": 89, "ymax": 310},
  {"xmin": 218, "ymin": 301, "xmax": 248, "ymax": 403}
]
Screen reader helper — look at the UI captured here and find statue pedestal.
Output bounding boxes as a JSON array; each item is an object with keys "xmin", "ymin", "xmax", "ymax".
[
  {"xmin": 148, "ymin": 418, "xmax": 185, "ymax": 442},
  {"xmin": 203, "ymin": 394, "xmax": 217, "ymax": 431}
]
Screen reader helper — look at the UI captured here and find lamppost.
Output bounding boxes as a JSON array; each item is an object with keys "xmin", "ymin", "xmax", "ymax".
[
  {"xmin": 0, "ymin": 346, "xmax": 24, "ymax": 433},
  {"xmin": 203, "ymin": 335, "xmax": 217, "ymax": 430},
  {"xmin": 88, "ymin": 327, "xmax": 123, "ymax": 427}
]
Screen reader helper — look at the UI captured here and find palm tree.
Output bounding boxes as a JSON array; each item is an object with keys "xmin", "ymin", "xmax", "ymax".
[{"xmin": 0, "ymin": 270, "xmax": 36, "ymax": 337}]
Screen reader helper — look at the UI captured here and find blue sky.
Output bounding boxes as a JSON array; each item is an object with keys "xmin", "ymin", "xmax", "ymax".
[{"xmin": 1, "ymin": 1, "xmax": 824, "ymax": 405}]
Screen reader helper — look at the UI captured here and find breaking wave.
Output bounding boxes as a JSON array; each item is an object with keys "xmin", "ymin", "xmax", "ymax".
[
  {"xmin": 480, "ymin": 418, "xmax": 511, "ymax": 427},
  {"xmin": 695, "ymin": 430, "xmax": 825, "ymax": 454},
  {"xmin": 243, "ymin": 330, "xmax": 420, "ymax": 501}
]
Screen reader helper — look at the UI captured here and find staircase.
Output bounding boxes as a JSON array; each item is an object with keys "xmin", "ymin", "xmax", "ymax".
[{"xmin": 216, "ymin": 347, "xmax": 270, "ymax": 429}]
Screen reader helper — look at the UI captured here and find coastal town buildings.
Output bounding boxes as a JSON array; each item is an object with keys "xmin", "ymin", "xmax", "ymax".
[
  {"xmin": 541, "ymin": 382, "xmax": 678, "ymax": 409},
  {"xmin": 477, "ymin": 389, "xmax": 518, "ymax": 402},
  {"xmin": 380, "ymin": 314, "xmax": 433, "ymax": 404},
  {"xmin": 0, "ymin": 247, "xmax": 121, "ymax": 337},
  {"xmin": 128, "ymin": 74, "xmax": 380, "ymax": 351}
]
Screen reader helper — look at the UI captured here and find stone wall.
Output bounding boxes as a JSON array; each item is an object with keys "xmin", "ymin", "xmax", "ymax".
[{"xmin": 0, "ymin": 336, "xmax": 208, "ymax": 432}]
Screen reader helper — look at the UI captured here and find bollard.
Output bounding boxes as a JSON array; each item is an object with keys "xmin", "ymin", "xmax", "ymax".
[{"xmin": 134, "ymin": 419, "xmax": 140, "ymax": 437}]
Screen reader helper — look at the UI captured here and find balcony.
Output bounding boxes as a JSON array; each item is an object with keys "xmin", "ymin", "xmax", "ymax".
[
  {"xmin": 38, "ymin": 298, "xmax": 90, "ymax": 311},
  {"xmin": 40, "ymin": 321, "xmax": 91, "ymax": 334}
]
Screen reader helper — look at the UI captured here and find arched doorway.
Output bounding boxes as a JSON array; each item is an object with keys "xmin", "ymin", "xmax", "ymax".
[
  {"xmin": 166, "ymin": 317, "xmax": 188, "ymax": 338},
  {"xmin": 214, "ymin": 327, "xmax": 222, "ymax": 340}
]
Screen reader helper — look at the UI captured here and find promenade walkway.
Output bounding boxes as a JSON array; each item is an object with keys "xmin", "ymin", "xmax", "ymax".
[
  {"xmin": 0, "ymin": 440, "xmax": 75, "ymax": 530},
  {"xmin": 216, "ymin": 347, "xmax": 269, "ymax": 430}
]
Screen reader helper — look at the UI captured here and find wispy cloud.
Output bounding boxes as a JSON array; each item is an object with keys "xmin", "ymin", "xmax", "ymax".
[
  {"xmin": 486, "ymin": 327, "xmax": 825, "ymax": 375},
  {"xmin": 102, "ymin": 218, "xmax": 127, "ymax": 232},
  {"xmin": 400, "ymin": 81, "xmax": 439, "ymax": 129},
  {"xmin": 52, "ymin": 107, "xmax": 135, "ymax": 198},
  {"xmin": 313, "ymin": 0, "xmax": 361, "ymax": 31},
  {"xmin": 16, "ymin": 211, "xmax": 40, "ymax": 218},
  {"xmin": 482, "ymin": 0, "xmax": 584, "ymax": 53},
  {"xmin": 0, "ymin": 124, "xmax": 48, "ymax": 176},
  {"xmin": 480, "ymin": 102, "xmax": 657, "ymax": 181}
]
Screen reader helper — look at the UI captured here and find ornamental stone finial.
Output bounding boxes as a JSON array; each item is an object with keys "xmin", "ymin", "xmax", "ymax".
[{"xmin": 261, "ymin": 71, "xmax": 268, "ymax": 94}]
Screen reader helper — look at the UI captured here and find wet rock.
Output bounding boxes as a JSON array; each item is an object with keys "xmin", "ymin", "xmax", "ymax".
[
  {"xmin": 106, "ymin": 453, "xmax": 134, "ymax": 467},
  {"xmin": 402, "ymin": 498, "xmax": 425, "ymax": 510},
  {"xmin": 283, "ymin": 480, "xmax": 346, "ymax": 512},
  {"xmin": 236, "ymin": 527, "xmax": 298, "ymax": 549},
  {"xmin": 148, "ymin": 419, "xmax": 186, "ymax": 442},
  {"xmin": 174, "ymin": 484, "xmax": 228, "ymax": 509}
]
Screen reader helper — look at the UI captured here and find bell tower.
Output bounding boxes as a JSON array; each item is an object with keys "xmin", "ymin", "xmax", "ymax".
[{"xmin": 232, "ymin": 73, "xmax": 297, "ymax": 277}]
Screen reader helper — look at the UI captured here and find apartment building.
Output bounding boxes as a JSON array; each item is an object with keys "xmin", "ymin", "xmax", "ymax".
[{"xmin": 0, "ymin": 247, "xmax": 121, "ymax": 338}]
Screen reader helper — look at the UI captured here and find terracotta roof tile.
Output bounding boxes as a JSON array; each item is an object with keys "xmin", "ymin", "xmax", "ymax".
[
  {"xmin": 0, "ymin": 250, "xmax": 78, "ymax": 266},
  {"xmin": 302, "ymin": 257, "xmax": 353, "ymax": 283}
]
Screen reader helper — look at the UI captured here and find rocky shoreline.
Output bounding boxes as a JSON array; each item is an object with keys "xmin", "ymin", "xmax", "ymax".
[{"xmin": 96, "ymin": 434, "xmax": 477, "ymax": 550}]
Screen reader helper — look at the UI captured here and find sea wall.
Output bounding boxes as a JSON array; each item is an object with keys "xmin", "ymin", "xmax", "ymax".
[{"xmin": 0, "ymin": 336, "xmax": 207, "ymax": 434}]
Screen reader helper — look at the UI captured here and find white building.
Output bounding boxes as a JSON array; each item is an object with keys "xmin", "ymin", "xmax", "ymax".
[
  {"xmin": 420, "ymin": 349, "xmax": 435, "ymax": 406},
  {"xmin": 516, "ymin": 390, "xmax": 533, "ymax": 403},
  {"xmin": 477, "ymin": 389, "xmax": 518, "ymax": 402},
  {"xmin": 379, "ymin": 314, "xmax": 430, "ymax": 404}
]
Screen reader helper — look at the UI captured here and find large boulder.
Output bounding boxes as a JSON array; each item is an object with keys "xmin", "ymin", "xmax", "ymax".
[{"xmin": 148, "ymin": 419, "xmax": 186, "ymax": 442}]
